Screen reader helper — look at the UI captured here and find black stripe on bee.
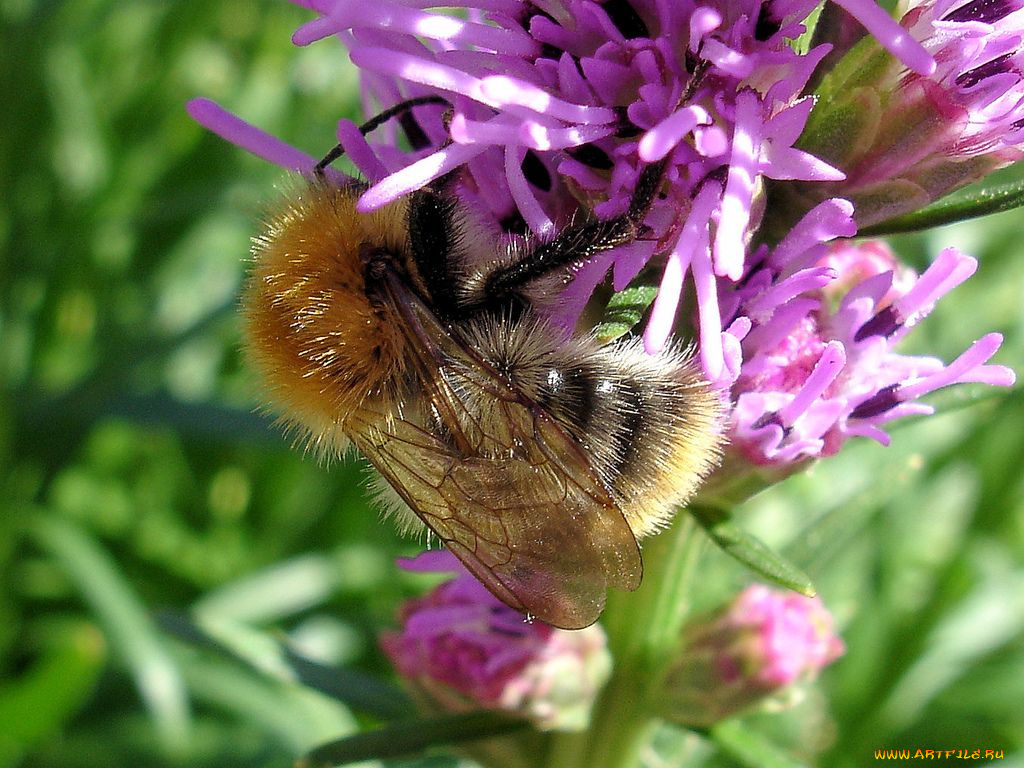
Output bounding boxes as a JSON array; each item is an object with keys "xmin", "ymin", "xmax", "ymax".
[
  {"xmin": 536, "ymin": 363, "xmax": 597, "ymax": 436},
  {"xmin": 594, "ymin": 375, "xmax": 648, "ymax": 485}
]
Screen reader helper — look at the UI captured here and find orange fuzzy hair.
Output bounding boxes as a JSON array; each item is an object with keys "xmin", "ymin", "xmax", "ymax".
[{"xmin": 243, "ymin": 183, "xmax": 411, "ymax": 454}]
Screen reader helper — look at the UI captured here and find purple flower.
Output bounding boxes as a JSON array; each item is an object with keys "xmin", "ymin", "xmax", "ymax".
[
  {"xmin": 380, "ymin": 551, "xmax": 611, "ymax": 731},
  {"xmin": 660, "ymin": 584, "xmax": 845, "ymax": 726},
  {"xmin": 190, "ymin": 0, "xmax": 1014, "ymax": 481},
  {"xmin": 725, "ymin": 237, "xmax": 1015, "ymax": 467},
  {"xmin": 908, "ymin": 0, "xmax": 1024, "ymax": 156},
  {"xmin": 192, "ymin": 1, "xmax": 859, "ymax": 363}
]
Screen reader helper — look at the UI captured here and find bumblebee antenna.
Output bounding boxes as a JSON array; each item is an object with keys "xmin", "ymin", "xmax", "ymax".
[{"xmin": 315, "ymin": 95, "xmax": 452, "ymax": 177}]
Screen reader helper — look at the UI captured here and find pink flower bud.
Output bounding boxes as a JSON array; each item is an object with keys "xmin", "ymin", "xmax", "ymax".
[
  {"xmin": 661, "ymin": 585, "xmax": 844, "ymax": 726},
  {"xmin": 380, "ymin": 551, "xmax": 611, "ymax": 732}
]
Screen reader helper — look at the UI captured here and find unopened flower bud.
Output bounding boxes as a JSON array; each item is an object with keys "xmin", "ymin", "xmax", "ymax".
[
  {"xmin": 380, "ymin": 551, "xmax": 611, "ymax": 732},
  {"xmin": 660, "ymin": 585, "xmax": 844, "ymax": 727},
  {"xmin": 778, "ymin": 0, "xmax": 1024, "ymax": 228}
]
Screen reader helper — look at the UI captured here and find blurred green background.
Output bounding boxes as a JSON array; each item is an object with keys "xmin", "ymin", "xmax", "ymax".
[{"xmin": 0, "ymin": 2, "xmax": 1021, "ymax": 767}]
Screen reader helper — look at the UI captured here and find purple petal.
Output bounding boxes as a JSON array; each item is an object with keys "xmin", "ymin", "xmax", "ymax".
[
  {"xmin": 690, "ymin": 7, "xmax": 723, "ymax": 51},
  {"xmin": 778, "ymin": 342, "xmax": 846, "ymax": 425},
  {"xmin": 714, "ymin": 90, "xmax": 762, "ymax": 281},
  {"xmin": 831, "ymin": 0, "xmax": 937, "ymax": 75},
  {"xmin": 480, "ymin": 75, "xmax": 616, "ymax": 124},
  {"xmin": 335, "ymin": 119, "xmax": 388, "ymax": 181},
  {"xmin": 294, "ymin": 2, "xmax": 539, "ymax": 56},
  {"xmin": 702, "ymin": 38, "xmax": 755, "ymax": 78},
  {"xmin": 520, "ymin": 120, "xmax": 615, "ymax": 151},
  {"xmin": 763, "ymin": 146, "xmax": 846, "ymax": 181},
  {"xmin": 891, "ymin": 248, "xmax": 977, "ymax": 330},
  {"xmin": 768, "ymin": 199, "xmax": 857, "ymax": 271},
  {"xmin": 694, "ymin": 236, "xmax": 725, "ymax": 381},
  {"xmin": 450, "ymin": 113, "xmax": 521, "ymax": 146},
  {"xmin": 639, "ymin": 105, "xmax": 712, "ymax": 162},
  {"xmin": 899, "ymin": 333, "xmax": 1015, "ymax": 399},
  {"xmin": 187, "ymin": 98, "xmax": 322, "ymax": 175},
  {"xmin": 505, "ymin": 145, "xmax": 554, "ymax": 236},
  {"xmin": 644, "ymin": 245, "xmax": 688, "ymax": 355},
  {"xmin": 358, "ymin": 142, "xmax": 488, "ymax": 210}
]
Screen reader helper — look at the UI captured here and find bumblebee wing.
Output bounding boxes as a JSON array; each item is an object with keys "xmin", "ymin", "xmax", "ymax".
[
  {"xmin": 350, "ymin": 277, "xmax": 641, "ymax": 629},
  {"xmin": 350, "ymin": 404, "xmax": 640, "ymax": 629}
]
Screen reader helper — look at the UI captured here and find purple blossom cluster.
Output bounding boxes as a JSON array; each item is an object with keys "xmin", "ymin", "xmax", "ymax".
[
  {"xmin": 727, "ymin": 237, "xmax": 1012, "ymax": 465},
  {"xmin": 190, "ymin": 0, "xmax": 1016, "ymax": 471},
  {"xmin": 899, "ymin": 0, "xmax": 1024, "ymax": 170},
  {"xmin": 784, "ymin": 0, "xmax": 1024, "ymax": 226},
  {"xmin": 380, "ymin": 551, "xmax": 611, "ymax": 730}
]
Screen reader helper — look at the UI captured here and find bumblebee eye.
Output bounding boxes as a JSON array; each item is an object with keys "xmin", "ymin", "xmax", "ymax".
[
  {"xmin": 367, "ymin": 258, "xmax": 388, "ymax": 281},
  {"xmin": 360, "ymin": 245, "xmax": 391, "ymax": 290}
]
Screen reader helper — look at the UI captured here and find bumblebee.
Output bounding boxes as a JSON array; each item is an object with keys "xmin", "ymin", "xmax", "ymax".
[{"xmin": 243, "ymin": 99, "xmax": 723, "ymax": 628}]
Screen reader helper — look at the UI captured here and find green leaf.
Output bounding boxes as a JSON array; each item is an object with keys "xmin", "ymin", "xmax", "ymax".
[
  {"xmin": 859, "ymin": 176, "xmax": 1024, "ymax": 236},
  {"xmin": 177, "ymin": 652, "xmax": 356, "ymax": 755},
  {"xmin": 158, "ymin": 611, "xmax": 414, "ymax": 719},
  {"xmin": 191, "ymin": 553, "xmax": 342, "ymax": 623},
  {"xmin": 789, "ymin": 1, "xmax": 825, "ymax": 56},
  {"xmin": 710, "ymin": 720, "xmax": 812, "ymax": 768},
  {"xmin": 594, "ymin": 285, "xmax": 659, "ymax": 344},
  {"xmin": 282, "ymin": 647, "xmax": 415, "ymax": 720},
  {"xmin": 688, "ymin": 506, "xmax": 816, "ymax": 596},
  {"xmin": 29, "ymin": 516, "xmax": 191, "ymax": 749},
  {"xmin": 0, "ymin": 623, "xmax": 105, "ymax": 767},
  {"xmin": 299, "ymin": 711, "xmax": 528, "ymax": 767}
]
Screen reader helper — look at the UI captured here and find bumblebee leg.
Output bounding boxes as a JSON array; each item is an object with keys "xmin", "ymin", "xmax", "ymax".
[
  {"xmin": 474, "ymin": 60, "xmax": 710, "ymax": 296},
  {"xmin": 407, "ymin": 186, "xmax": 463, "ymax": 316},
  {"xmin": 477, "ymin": 158, "xmax": 669, "ymax": 302},
  {"xmin": 315, "ymin": 95, "xmax": 451, "ymax": 176}
]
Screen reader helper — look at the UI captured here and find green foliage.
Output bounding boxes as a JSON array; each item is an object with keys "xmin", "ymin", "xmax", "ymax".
[
  {"xmin": 594, "ymin": 286, "xmax": 659, "ymax": 344},
  {"xmin": 860, "ymin": 172, "xmax": 1024, "ymax": 236},
  {"xmin": 1, "ymin": 1, "xmax": 1021, "ymax": 767},
  {"xmin": 688, "ymin": 507, "xmax": 816, "ymax": 598},
  {"xmin": 302, "ymin": 712, "xmax": 526, "ymax": 768}
]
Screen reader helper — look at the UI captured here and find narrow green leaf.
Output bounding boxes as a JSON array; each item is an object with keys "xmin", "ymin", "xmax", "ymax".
[
  {"xmin": 178, "ymin": 653, "xmax": 356, "ymax": 754},
  {"xmin": 689, "ymin": 506, "xmax": 816, "ymax": 596},
  {"xmin": 859, "ymin": 177, "xmax": 1024, "ymax": 236},
  {"xmin": 594, "ymin": 285, "xmax": 659, "ymax": 344},
  {"xmin": 29, "ymin": 516, "xmax": 191, "ymax": 749},
  {"xmin": 710, "ymin": 720, "xmax": 812, "ymax": 768},
  {"xmin": 300, "ymin": 711, "xmax": 527, "ymax": 767},
  {"xmin": 282, "ymin": 648, "xmax": 415, "ymax": 720},
  {"xmin": 790, "ymin": 1, "xmax": 825, "ymax": 56},
  {"xmin": 0, "ymin": 623, "xmax": 105, "ymax": 766},
  {"xmin": 191, "ymin": 554, "xmax": 341, "ymax": 623},
  {"xmin": 158, "ymin": 611, "xmax": 414, "ymax": 719}
]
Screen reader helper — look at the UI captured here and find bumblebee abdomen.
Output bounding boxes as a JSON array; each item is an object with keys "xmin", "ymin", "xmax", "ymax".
[
  {"xmin": 554, "ymin": 339, "xmax": 724, "ymax": 537},
  {"xmin": 462, "ymin": 312, "xmax": 724, "ymax": 537},
  {"xmin": 601, "ymin": 344, "xmax": 723, "ymax": 536}
]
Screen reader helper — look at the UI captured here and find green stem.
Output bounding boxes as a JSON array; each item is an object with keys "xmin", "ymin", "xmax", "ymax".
[{"xmin": 546, "ymin": 514, "xmax": 706, "ymax": 768}]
